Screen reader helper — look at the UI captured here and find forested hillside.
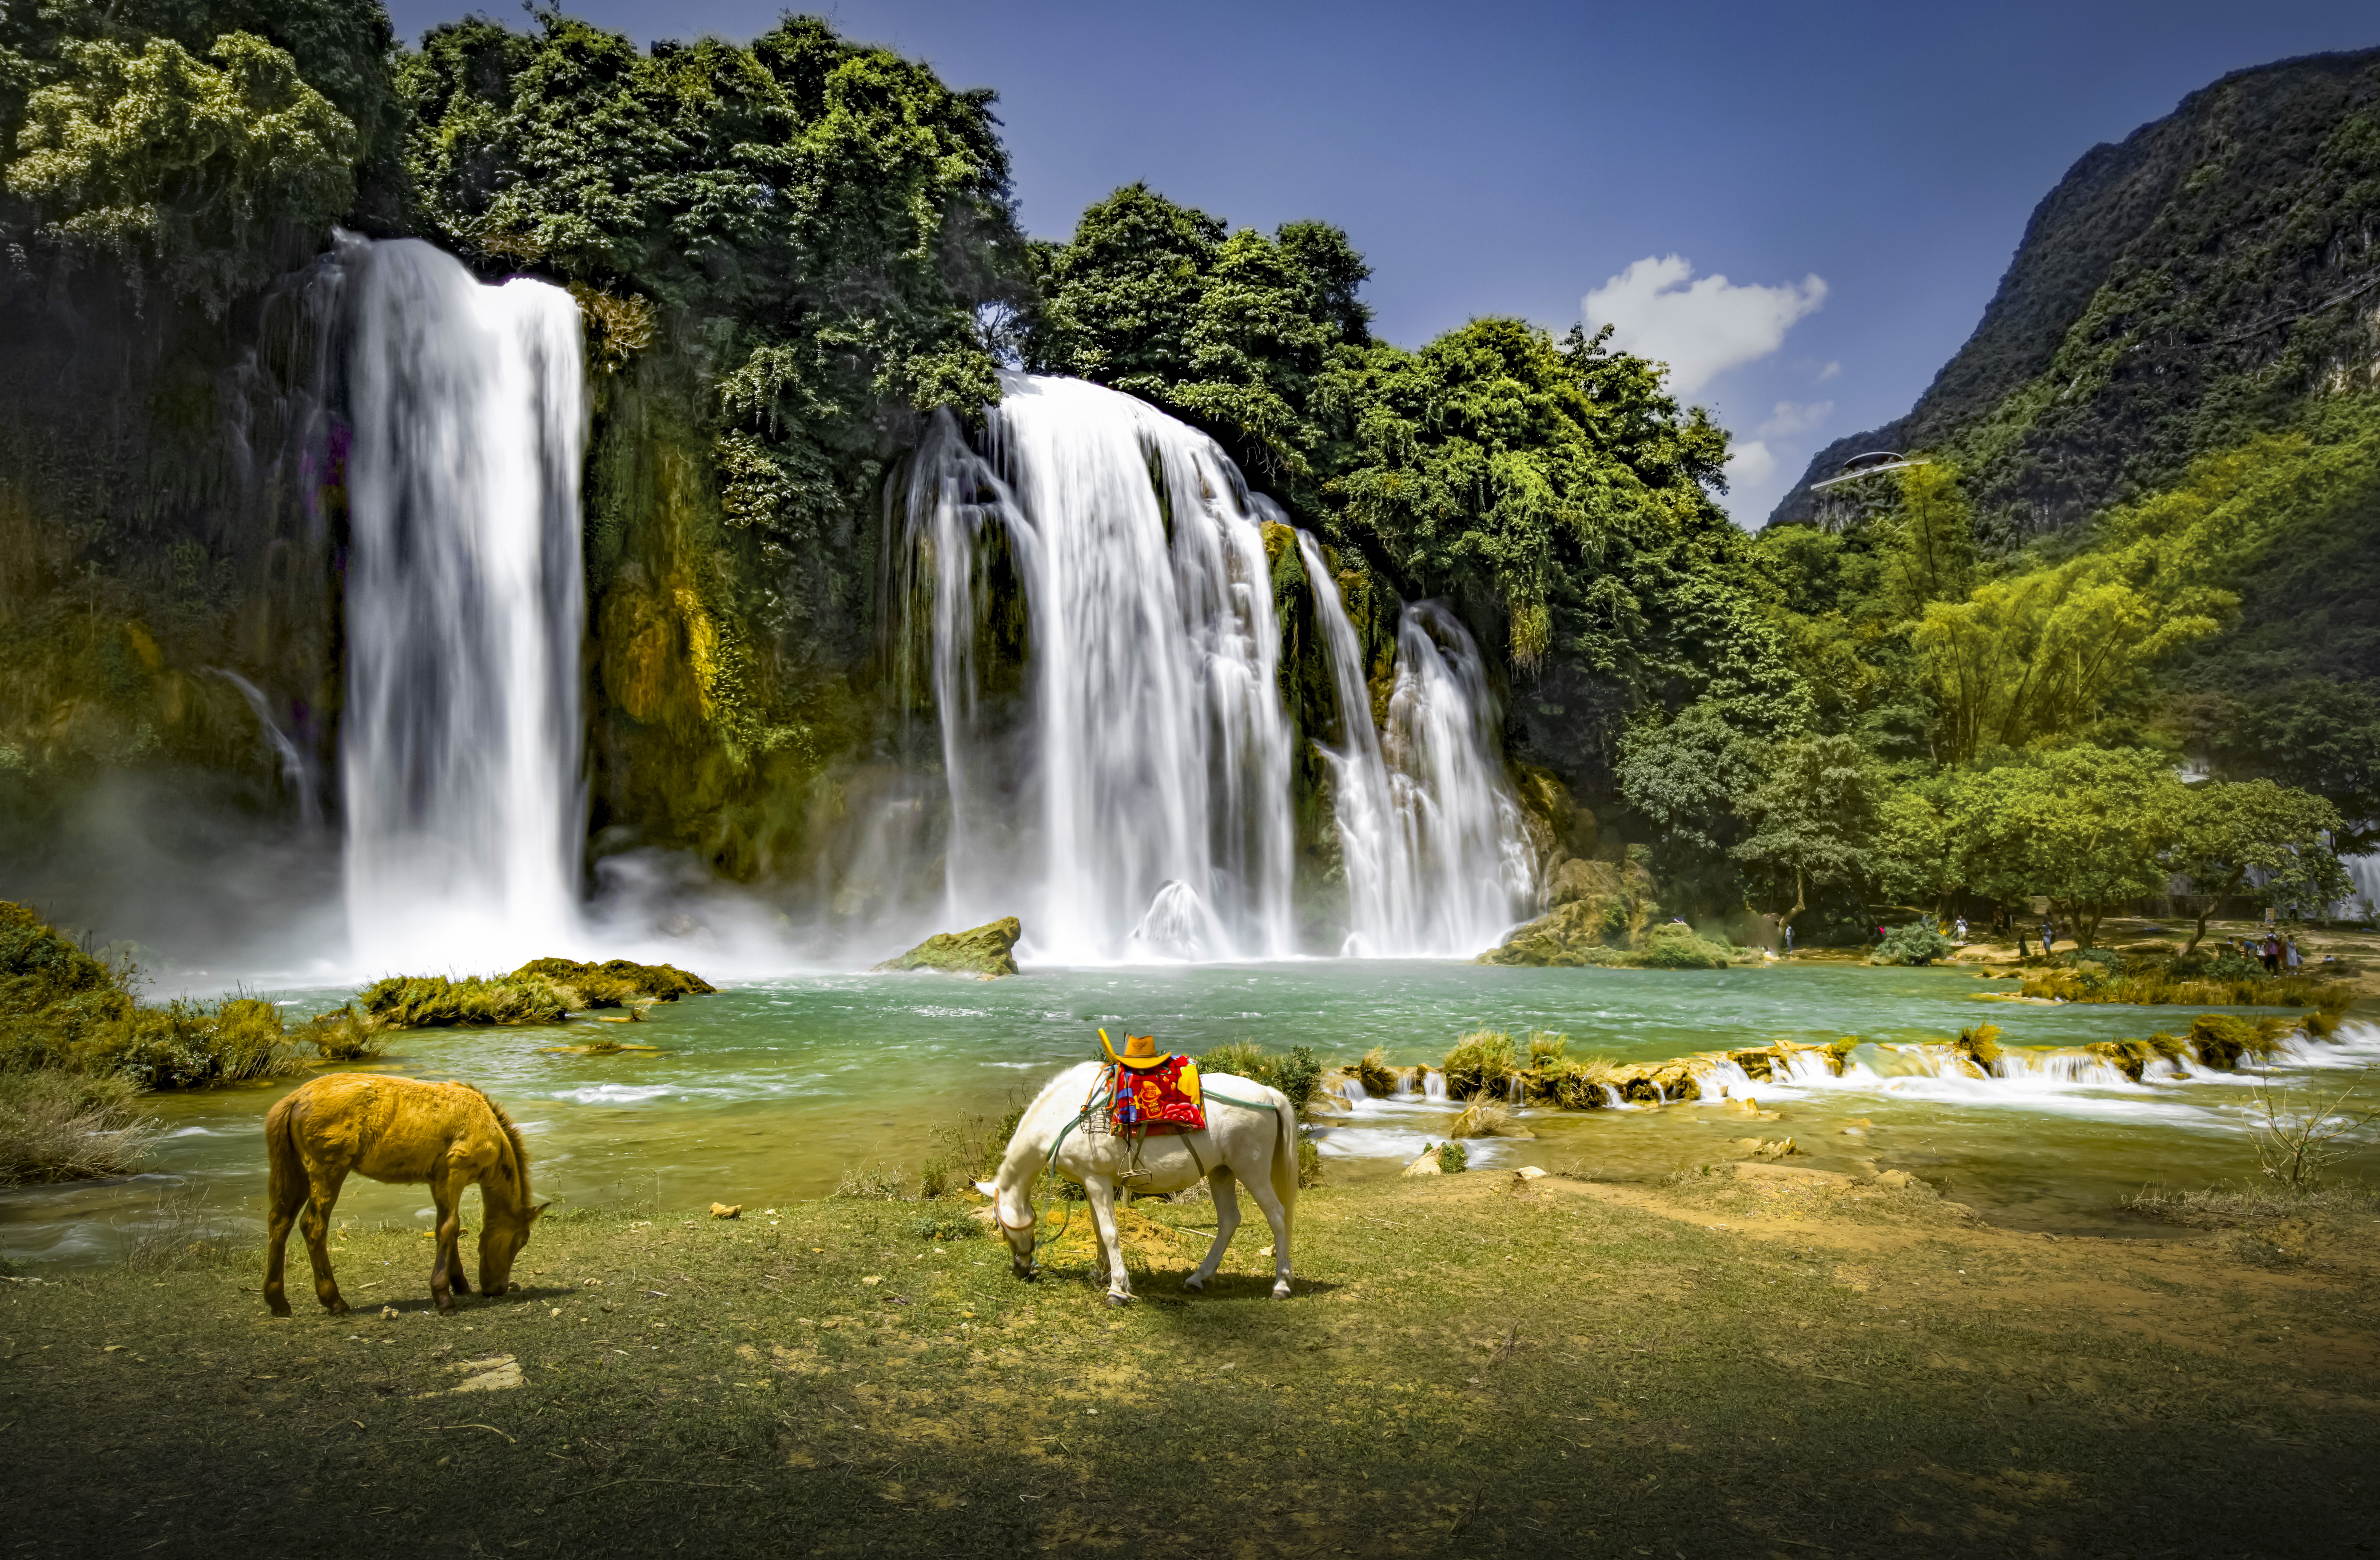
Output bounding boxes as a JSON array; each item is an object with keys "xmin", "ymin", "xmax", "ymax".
[{"xmin": 1, "ymin": 1, "xmax": 2371, "ymax": 952}]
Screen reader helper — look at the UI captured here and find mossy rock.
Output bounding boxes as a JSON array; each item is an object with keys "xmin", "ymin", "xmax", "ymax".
[
  {"xmin": 873, "ymin": 917, "xmax": 1022, "ymax": 978},
  {"xmin": 511, "ymin": 957, "xmax": 716, "ymax": 1003}
]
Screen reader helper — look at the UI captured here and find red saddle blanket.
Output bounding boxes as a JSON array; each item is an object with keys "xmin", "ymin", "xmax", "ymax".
[{"xmin": 1109, "ymin": 1056, "xmax": 1205, "ymax": 1134}]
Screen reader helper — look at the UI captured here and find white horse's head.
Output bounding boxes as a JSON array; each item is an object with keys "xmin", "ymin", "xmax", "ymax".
[{"xmin": 975, "ymin": 1178, "xmax": 1038, "ymax": 1279}]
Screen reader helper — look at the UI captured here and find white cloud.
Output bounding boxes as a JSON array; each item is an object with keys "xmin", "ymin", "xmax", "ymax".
[
  {"xmin": 1582, "ymin": 255, "xmax": 1828, "ymax": 399},
  {"xmin": 1755, "ymin": 399, "xmax": 1833, "ymax": 440},
  {"xmin": 1815, "ymin": 360, "xmax": 1841, "ymax": 384},
  {"xmin": 1724, "ymin": 438, "xmax": 1777, "ymax": 493}
]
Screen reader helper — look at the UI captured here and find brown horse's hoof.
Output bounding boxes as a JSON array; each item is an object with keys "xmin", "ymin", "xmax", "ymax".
[
  {"xmin": 324, "ymin": 1298, "xmax": 351, "ymax": 1316},
  {"xmin": 266, "ymin": 1301, "xmax": 292, "ymax": 1318}
]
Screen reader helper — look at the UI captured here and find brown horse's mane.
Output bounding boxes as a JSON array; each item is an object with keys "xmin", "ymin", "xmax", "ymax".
[{"xmin": 465, "ymin": 1083, "xmax": 532, "ymax": 1213}]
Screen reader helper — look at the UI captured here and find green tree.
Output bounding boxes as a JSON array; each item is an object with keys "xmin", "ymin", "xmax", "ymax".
[
  {"xmin": 404, "ymin": 14, "xmax": 1029, "ymax": 551},
  {"xmin": 1732, "ymin": 735, "xmax": 1885, "ymax": 935},
  {"xmin": 1871, "ymin": 770, "xmax": 1965, "ymax": 918},
  {"xmin": 1952, "ymin": 747, "xmax": 2189, "ymax": 948},
  {"xmin": 2165, "ymin": 780, "xmax": 2350, "ymax": 949},
  {"xmin": 2206, "ymin": 680, "xmax": 2380, "ymax": 856},
  {"xmin": 3, "ymin": 30, "xmax": 357, "ymax": 315},
  {"xmin": 1027, "ymin": 184, "xmax": 1370, "ymax": 485}
]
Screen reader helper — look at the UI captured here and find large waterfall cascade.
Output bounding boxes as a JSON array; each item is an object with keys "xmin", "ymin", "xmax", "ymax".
[
  {"xmin": 341, "ymin": 239, "xmax": 589, "ymax": 971},
  {"xmin": 901, "ymin": 373, "xmax": 1534, "ymax": 963},
  {"xmin": 902, "ymin": 375, "xmax": 1298, "ymax": 963}
]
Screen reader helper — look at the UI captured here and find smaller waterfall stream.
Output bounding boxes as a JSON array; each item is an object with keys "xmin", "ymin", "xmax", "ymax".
[
  {"xmin": 340, "ymin": 239, "xmax": 588, "ymax": 971},
  {"xmin": 1300, "ymin": 536, "xmax": 1533, "ymax": 956}
]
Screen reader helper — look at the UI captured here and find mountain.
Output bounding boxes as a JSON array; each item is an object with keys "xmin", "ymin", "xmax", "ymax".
[{"xmin": 1770, "ymin": 46, "xmax": 2380, "ymax": 540}]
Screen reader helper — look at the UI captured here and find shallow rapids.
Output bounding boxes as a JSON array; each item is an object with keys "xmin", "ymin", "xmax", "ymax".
[{"xmin": 4, "ymin": 963, "xmax": 2371, "ymax": 1263}]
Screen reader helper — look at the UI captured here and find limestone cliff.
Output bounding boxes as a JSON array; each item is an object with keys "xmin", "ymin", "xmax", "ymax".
[{"xmin": 1772, "ymin": 47, "xmax": 2380, "ymax": 540}]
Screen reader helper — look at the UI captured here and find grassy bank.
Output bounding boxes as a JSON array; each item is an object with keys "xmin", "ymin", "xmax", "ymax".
[{"xmin": 4, "ymin": 1171, "xmax": 2375, "ymax": 1555}]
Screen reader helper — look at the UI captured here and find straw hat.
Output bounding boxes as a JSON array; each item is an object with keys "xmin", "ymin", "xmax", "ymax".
[{"xmin": 1101, "ymin": 1028, "xmax": 1169, "ymax": 1070}]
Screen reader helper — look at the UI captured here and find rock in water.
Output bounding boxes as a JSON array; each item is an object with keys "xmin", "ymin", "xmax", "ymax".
[{"xmin": 874, "ymin": 917, "xmax": 1023, "ymax": 978}]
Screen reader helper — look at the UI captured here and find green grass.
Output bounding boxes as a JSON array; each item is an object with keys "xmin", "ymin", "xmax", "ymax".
[{"xmin": 5, "ymin": 1175, "xmax": 2376, "ymax": 1555}]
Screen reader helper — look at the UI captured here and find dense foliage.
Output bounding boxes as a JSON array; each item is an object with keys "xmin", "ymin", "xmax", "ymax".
[{"xmin": 0, "ymin": 1, "xmax": 2370, "ymax": 956}]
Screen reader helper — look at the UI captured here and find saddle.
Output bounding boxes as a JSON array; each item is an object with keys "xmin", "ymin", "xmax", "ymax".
[{"xmin": 1099, "ymin": 1028, "xmax": 1205, "ymax": 1135}]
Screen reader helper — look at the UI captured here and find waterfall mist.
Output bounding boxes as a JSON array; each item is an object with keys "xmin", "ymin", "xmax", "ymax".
[{"xmin": 340, "ymin": 239, "xmax": 588, "ymax": 972}]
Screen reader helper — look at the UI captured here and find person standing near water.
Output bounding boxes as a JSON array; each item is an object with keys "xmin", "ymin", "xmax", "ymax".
[
  {"xmin": 2017, "ymin": 928, "xmax": 2029, "ymax": 958},
  {"xmin": 2287, "ymin": 937, "xmax": 2302, "ymax": 973},
  {"xmin": 1954, "ymin": 916, "xmax": 1969, "ymax": 943},
  {"xmin": 1784, "ymin": 924, "xmax": 1794, "ymax": 955}
]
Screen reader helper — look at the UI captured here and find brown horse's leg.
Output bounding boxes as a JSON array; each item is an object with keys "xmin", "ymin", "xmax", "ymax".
[
  {"xmin": 429, "ymin": 1172, "xmax": 463, "ymax": 1313},
  {"xmin": 301, "ymin": 1168, "xmax": 350, "ymax": 1315},
  {"xmin": 262, "ymin": 1162, "xmax": 308, "ymax": 1318}
]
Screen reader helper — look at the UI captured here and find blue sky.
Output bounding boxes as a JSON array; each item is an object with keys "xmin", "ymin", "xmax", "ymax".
[{"xmin": 386, "ymin": 1, "xmax": 2380, "ymax": 524}]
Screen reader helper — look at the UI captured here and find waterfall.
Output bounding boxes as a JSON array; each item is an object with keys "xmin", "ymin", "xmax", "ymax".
[
  {"xmin": 1300, "ymin": 535, "xmax": 1533, "ymax": 956},
  {"xmin": 340, "ymin": 239, "xmax": 587, "ymax": 971},
  {"xmin": 896, "ymin": 375, "xmax": 1295, "ymax": 963}
]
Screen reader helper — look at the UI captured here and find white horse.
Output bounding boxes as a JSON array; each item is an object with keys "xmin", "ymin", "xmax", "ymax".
[{"xmin": 975, "ymin": 1060, "xmax": 1297, "ymax": 1305}]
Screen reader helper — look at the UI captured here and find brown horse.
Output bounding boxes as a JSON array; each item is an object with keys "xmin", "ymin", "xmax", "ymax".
[{"xmin": 264, "ymin": 1074, "xmax": 546, "ymax": 1317}]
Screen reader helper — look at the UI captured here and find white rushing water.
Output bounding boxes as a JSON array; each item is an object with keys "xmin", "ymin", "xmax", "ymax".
[
  {"xmin": 898, "ymin": 375, "xmax": 1297, "ymax": 963},
  {"xmin": 896, "ymin": 374, "xmax": 1541, "ymax": 963},
  {"xmin": 1299, "ymin": 535, "xmax": 1533, "ymax": 956},
  {"xmin": 340, "ymin": 239, "xmax": 587, "ymax": 971}
]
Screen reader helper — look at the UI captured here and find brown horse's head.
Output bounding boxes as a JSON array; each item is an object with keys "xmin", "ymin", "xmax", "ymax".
[{"xmin": 477, "ymin": 1200, "xmax": 547, "ymax": 1296}]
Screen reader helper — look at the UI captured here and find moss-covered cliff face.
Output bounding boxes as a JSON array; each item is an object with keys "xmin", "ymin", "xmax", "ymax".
[
  {"xmin": 0, "ymin": 3, "xmax": 398, "ymax": 914},
  {"xmin": 1774, "ymin": 46, "xmax": 2380, "ymax": 540},
  {"xmin": 401, "ymin": 12, "xmax": 1029, "ymax": 889},
  {"xmin": 0, "ymin": 6, "xmax": 1032, "ymax": 924}
]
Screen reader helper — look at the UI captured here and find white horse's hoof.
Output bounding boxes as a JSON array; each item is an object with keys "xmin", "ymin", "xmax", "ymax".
[
  {"xmin": 1271, "ymin": 1284, "xmax": 1292, "ymax": 1299},
  {"xmin": 1104, "ymin": 1292, "xmax": 1130, "ymax": 1308},
  {"xmin": 1182, "ymin": 1275, "xmax": 1205, "ymax": 1293}
]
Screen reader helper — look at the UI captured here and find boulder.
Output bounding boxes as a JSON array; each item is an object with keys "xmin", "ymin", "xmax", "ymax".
[
  {"xmin": 873, "ymin": 917, "xmax": 1022, "ymax": 978},
  {"xmin": 1477, "ymin": 859, "xmax": 1659, "ymax": 966},
  {"xmin": 1402, "ymin": 1148, "xmax": 1444, "ymax": 1177}
]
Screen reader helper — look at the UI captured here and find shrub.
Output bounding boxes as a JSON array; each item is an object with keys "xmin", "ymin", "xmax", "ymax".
[
  {"xmin": 934, "ymin": 1103, "xmax": 1028, "ymax": 1184},
  {"xmin": 105, "ymin": 998, "xmax": 305, "ymax": 1088},
  {"xmin": 1354, "ymin": 1047, "xmax": 1398, "ymax": 1096},
  {"xmin": 1192, "ymin": 1041, "xmax": 1322, "ymax": 1113},
  {"xmin": 0, "ymin": 1070, "xmax": 156, "ymax": 1184},
  {"xmin": 306, "ymin": 1009, "xmax": 385, "ymax": 1061},
  {"xmin": 1953, "ymin": 1023, "xmax": 2002, "ymax": 1071},
  {"xmin": 1435, "ymin": 1141, "xmax": 1469, "ymax": 1173},
  {"xmin": 1450, "ymin": 1096, "xmax": 1510, "ymax": 1138},
  {"xmin": 354, "ymin": 974, "xmax": 571, "ymax": 1029},
  {"xmin": 1537, "ymin": 1056, "xmax": 1617, "ymax": 1110},
  {"xmin": 1639, "ymin": 921, "xmax": 1739, "ymax": 969},
  {"xmin": 1869, "ymin": 923, "xmax": 1957, "ymax": 966},
  {"xmin": 910, "ymin": 1212, "xmax": 977, "ymax": 1240},
  {"xmin": 1525, "ymin": 1031, "xmax": 1568, "ymax": 1069},
  {"xmin": 833, "ymin": 1163, "xmax": 909, "ymax": 1200},
  {"xmin": 1442, "ymin": 1030, "xmax": 1518, "ymax": 1098},
  {"xmin": 1296, "ymin": 1136, "xmax": 1323, "ymax": 1188}
]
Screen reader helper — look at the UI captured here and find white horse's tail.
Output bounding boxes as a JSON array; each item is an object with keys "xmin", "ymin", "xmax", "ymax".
[{"xmin": 1268, "ymin": 1088, "xmax": 1298, "ymax": 1215}]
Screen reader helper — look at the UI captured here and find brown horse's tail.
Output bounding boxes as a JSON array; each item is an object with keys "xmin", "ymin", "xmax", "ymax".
[{"xmin": 265, "ymin": 1090, "xmax": 304, "ymax": 1217}]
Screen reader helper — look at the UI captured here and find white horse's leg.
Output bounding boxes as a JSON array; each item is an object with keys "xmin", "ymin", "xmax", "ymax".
[
  {"xmin": 1084, "ymin": 1177, "xmax": 1132, "ymax": 1306},
  {"xmin": 1242, "ymin": 1171, "xmax": 1294, "ymax": 1299},
  {"xmin": 1184, "ymin": 1167, "xmax": 1240, "ymax": 1293}
]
